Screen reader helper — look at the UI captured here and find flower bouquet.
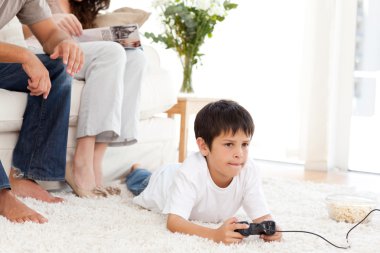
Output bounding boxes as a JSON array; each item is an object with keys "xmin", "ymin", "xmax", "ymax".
[{"xmin": 145, "ymin": 0, "xmax": 238, "ymax": 93}]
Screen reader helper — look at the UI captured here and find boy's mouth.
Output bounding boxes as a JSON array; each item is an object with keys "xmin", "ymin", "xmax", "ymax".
[{"xmin": 228, "ymin": 162, "xmax": 243, "ymax": 168}]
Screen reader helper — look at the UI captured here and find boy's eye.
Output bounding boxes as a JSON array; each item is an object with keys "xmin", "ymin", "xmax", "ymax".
[
  {"xmin": 242, "ymin": 143, "xmax": 249, "ymax": 147},
  {"xmin": 224, "ymin": 143, "xmax": 233, "ymax": 147}
]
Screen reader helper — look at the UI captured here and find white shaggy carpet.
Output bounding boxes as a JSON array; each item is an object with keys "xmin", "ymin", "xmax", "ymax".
[{"xmin": 1, "ymin": 177, "xmax": 379, "ymax": 253}]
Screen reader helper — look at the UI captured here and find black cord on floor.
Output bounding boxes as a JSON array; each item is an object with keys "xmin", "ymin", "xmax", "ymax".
[
  {"xmin": 276, "ymin": 209, "xmax": 380, "ymax": 250},
  {"xmin": 278, "ymin": 230, "xmax": 349, "ymax": 249}
]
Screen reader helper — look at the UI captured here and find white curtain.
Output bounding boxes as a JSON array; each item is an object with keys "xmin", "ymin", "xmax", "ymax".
[{"xmin": 300, "ymin": 0, "xmax": 357, "ymax": 171}]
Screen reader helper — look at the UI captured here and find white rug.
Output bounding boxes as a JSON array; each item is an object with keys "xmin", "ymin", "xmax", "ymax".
[{"xmin": 1, "ymin": 177, "xmax": 379, "ymax": 253}]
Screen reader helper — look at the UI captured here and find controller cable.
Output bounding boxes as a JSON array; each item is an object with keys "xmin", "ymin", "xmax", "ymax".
[{"xmin": 274, "ymin": 209, "xmax": 380, "ymax": 249}]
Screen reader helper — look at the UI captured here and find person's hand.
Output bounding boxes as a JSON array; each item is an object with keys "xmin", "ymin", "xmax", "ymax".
[
  {"xmin": 22, "ymin": 52, "xmax": 51, "ymax": 99},
  {"xmin": 260, "ymin": 224, "xmax": 282, "ymax": 242},
  {"xmin": 53, "ymin": 13, "xmax": 83, "ymax": 36},
  {"xmin": 50, "ymin": 39, "xmax": 84, "ymax": 76},
  {"xmin": 212, "ymin": 217, "xmax": 248, "ymax": 244}
]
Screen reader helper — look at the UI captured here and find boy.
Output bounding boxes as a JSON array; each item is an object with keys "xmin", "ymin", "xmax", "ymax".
[{"xmin": 126, "ymin": 100, "xmax": 282, "ymax": 244}]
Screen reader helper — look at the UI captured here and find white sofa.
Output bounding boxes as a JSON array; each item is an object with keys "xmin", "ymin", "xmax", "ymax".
[{"xmin": 0, "ymin": 18, "xmax": 178, "ymax": 185}]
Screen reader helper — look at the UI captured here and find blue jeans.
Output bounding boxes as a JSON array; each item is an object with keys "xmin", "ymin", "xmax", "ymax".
[
  {"xmin": 0, "ymin": 161, "xmax": 10, "ymax": 190},
  {"xmin": 126, "ymin": 168, "xmax": 152, "ymax": 196},
  {"xmin": 0, "ymin": 54, "xmax": 72, "ymax": 181}
]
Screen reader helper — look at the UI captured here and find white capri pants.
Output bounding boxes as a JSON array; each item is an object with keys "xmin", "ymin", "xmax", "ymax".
[{"xmin": 75, "ymin": 41, "xmax": 147, "ymax": 146}]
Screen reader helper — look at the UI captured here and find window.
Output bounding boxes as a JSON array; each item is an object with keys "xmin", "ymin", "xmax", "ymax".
[{"xmin": 349, "ymin": 0, "xmax": 380, "ymax": 173}]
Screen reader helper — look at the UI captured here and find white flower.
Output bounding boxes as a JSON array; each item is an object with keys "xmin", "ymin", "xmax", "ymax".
[
  {"xmin": 152, "ymin": 0, "xmax": 174, "ymax": 9},
  {"xmin": 201, "ymin": 1, "xmax": 225, "ymax": 16},
  {"xmin": 196, "ymin": 0, "xmax": 212, "ymax": 10},
  {"xmin": 208, "ymin": 4, "xmax": 226, "ymax": 16}
]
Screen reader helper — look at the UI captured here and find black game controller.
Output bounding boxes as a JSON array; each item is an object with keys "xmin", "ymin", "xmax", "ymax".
[{"xmin": 235, "ymin": 221, "xmax": 276, "ymax": 237}]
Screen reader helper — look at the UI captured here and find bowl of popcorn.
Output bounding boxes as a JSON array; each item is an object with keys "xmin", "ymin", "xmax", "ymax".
[{"xmin": 326, "ymin": 193, "xmax": 377, "ymax": 223}]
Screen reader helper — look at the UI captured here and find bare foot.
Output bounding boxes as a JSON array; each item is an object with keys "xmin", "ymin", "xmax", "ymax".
[
  {"xmin": 129, "ymin": 163, "xmax": 140, "ymax": 175},
  {"xmin": 93, "ymin": 165, "xmax": 103, "ymax": 188},
  {"xmin": 9, "ymin": 169, "xmax": 64, "ymax": 203},
  {"xmin": 0, "ymin": 189, "xmax": 48, "ymax": 223},
  {"xmin": 71, "ymin": 160, "xmax": 96, "ymax": 191},
  {"xmin": 93, "ymin": 142, "xmax": 107, "ymax": 188}
]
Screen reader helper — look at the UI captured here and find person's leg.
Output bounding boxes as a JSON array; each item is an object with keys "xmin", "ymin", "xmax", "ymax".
[
  {"xmin": 75, "ymin": 42, "xmax": 126, "ymax": 142},
  {"xmin": 0, "ymin": 55, "xmax": 71, "ymax": 203},
  {"xmin": 0, "ymin": 161, "xmax": 10, "ymax": 191},
  {"xmin": 72, "ymin": 136, "xmax": 96, "ymax": 191},
  {"xmin": 93, "ymin": 142, "xmax": 122, "ymax": 195},
  {"xmin": 0, "ymin": 160, "xmax": 47, "ymax": 223},
  {"xmin": 93, "ymin": 143, "xmax": 108, "ymax": 187},
  {"xmin": 125, "ymin": 166, "xmax": 152, "ymax": 196},
  {"xmin": 110, "ymin": 49, "xmax": 147, "ymax": 146},
  {"xmin": 70, "ymin": 42, "xmax": 126, "ymax": 196}
]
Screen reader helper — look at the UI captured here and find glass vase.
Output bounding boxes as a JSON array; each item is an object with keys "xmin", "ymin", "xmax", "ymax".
[{"xmin": 180, "ymin": 55, "xmax": 194, "ymax": 93}]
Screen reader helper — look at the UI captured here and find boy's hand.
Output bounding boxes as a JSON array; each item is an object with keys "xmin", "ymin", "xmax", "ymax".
[
  {"xmin": 260, "ymin": 225, "xmax": 282, "ymax": 242},
  {"xmin": 253, "ymin": 214, "xmax": 282, "ymax": 242},
  {"xmin": 213, "ymin": 217, "xmax": 248, "ymax": 244}
]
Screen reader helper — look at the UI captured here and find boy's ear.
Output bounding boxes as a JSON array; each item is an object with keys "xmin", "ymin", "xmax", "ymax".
[{"xmin": 196, "ymin": 137, "xmax": 209, "ymax": 156}]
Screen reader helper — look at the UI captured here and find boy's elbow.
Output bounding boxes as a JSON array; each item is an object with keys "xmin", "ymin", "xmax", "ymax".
[
  {"xmin": 166, "ymin": 214, "xmax": 181, "ymax": 233},
  {"xmin": 166, "ymin": 215, "xmax": 175, "ymax": 232}
]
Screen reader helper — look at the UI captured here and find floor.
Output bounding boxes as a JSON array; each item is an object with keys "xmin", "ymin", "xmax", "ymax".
[{"xmin": 256, "ymin": 160, "xmax": 380, "ymax": 194}]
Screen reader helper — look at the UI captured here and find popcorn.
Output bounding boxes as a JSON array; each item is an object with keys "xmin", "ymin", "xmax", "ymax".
[
  {"xmin": 326, "ymin": 194, "xmax": 377, "ymax": 223},
  {"xmin": 327, "ymin": 203, "xmax": 374, "ymax": 223}
]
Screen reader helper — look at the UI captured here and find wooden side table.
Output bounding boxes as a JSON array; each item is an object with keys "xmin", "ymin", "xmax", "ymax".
[{"xmin": 166, "ymin": 96, "xmax": 218, "ymax": 162}]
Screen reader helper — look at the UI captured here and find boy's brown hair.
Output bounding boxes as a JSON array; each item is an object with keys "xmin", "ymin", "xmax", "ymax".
[{"xmin": 194, "ymin": 100, "xmax": 254, "ymax": 150}]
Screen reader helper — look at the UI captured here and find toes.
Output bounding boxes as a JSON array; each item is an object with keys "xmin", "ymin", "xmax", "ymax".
[
  {"xmin": 105, "ymin": 186, "xmax": 121, "ymax": 195},
  {"xmin": 92, "ymin": 187, "xmax": 108, "ymax": 198},
  {"xmin": 36, "ymin": 215, "xmax": 48, "ymax": 224},
  {"xmin": 15, "ymin": 217, "xmax": 25, "ymax": 223},
  {"xmin": 51, "ymin": 196, "xmax": 65, "ymax": 203}
]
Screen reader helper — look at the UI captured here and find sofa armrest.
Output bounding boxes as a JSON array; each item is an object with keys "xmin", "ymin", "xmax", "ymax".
[{"xmin": 140, "ymin": 45, "xmax": 177, "ymax": 119}]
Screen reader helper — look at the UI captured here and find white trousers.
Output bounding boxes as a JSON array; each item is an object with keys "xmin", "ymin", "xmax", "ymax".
[{"xmin": 75, "ymin": 41, "xmax": 147, "ymax": 146}]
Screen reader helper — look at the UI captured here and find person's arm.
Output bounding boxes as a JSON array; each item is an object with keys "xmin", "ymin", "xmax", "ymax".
[
  {"xmin": 27, "ymin": 17, "xmax": 84, "ymax": 75},
  {"xmin": 23, "ymin": 13, "xmax": 83, "ymax": 39},
  {"xmin": 0, "ymin": 42, "xmax": 32, "ymax": 63},
  {"xmin": 253, "ymin": 214, "xmax": 282, "ymax": 242},
  {"xmin": 22, "ymin": 25, "xmax": 33, "ymax": 39},
  {"xmin": 167, "ymin": 214, "xmax": 249, "ymax": 244},
  {"xmin": 0, "ymin": 42, "xmax": 53, "ymax": 98}
]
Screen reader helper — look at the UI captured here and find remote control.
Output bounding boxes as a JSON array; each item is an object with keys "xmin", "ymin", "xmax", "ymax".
[{"xmin": 235, "ymin": 220, "xmax": 276, "ymax": 236}]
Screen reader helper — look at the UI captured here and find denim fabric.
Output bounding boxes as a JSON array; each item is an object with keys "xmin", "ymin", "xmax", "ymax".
[
  {"xmin": 0, "ymin": 54, "xmax": 72, "ymax": 181},
  {"xmin": 0, "ymin": 161, "xmax": 10, "ymax": 190},
  {"xmin": 126, "ymin": 168, "xmax": 152, "ymax": 196}
]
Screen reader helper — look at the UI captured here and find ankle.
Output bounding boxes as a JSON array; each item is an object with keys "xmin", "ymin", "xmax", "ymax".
[
  {"xmin": 0, "ymin": 188, "xmax": 9, "ymax": 198},
  {"xmin": 0, "ymin": 189, "xmax": 11, "ymax": 210}
]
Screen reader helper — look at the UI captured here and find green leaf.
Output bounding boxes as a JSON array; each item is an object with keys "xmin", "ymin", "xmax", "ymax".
[{"xmin": 146, "ymin": 0, "xmax": 238, "ymax": 67}]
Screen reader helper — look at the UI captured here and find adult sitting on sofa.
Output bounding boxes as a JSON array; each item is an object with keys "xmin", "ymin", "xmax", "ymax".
[
  {"xmin": 0, "ymin": 11, "xmax": 178, "ymax": 194},
  {"xmin": 0, "ymin": 0, "xmax": 83, "ymax": 223},
  {"xmin": 22, "ymin": 0, "xmax": 149, "ymax": 198}
]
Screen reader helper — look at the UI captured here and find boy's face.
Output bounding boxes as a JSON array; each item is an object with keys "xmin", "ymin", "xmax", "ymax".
[{"xmin": 197, "ymin": 129, "xmax": 251, "ymax": 188}]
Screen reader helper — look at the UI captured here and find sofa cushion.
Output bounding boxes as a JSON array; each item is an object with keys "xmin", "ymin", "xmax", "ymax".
[
  {"xmin": 0, "ymin": 19, "xmax": 177, "ymax": 132},
  {"xmin": 94, "ymin": 7, "xmax": 151, "ymax": 28},
  {"xmin": 0, "ymin": 65, "xmax": 176, "ymax": 131}
]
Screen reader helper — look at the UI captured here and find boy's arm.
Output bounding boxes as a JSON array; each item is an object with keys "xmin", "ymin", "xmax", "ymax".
[
  {"xmin": 167, "ymin": 214, "xmax": 249, "ymax": 244},
  {"xmin": 253, "ymin": 214, "xmax": 282, "ymax": 242}
]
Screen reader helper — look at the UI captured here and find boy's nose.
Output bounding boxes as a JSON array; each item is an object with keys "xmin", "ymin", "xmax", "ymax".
[{"xmin": 234, "ymin": 148, "xmax": 243, "ymax": 158}]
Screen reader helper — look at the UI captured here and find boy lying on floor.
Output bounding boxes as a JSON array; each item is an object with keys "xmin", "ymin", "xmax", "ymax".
[{"xmin": 126, "ymin": 100, "xmax": 282, "ymax": 244}]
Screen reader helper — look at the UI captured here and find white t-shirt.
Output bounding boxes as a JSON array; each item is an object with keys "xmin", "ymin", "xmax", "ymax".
[{"xmin": 133, "ymin": 152, "xmax": 270, "ymax": 223}]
